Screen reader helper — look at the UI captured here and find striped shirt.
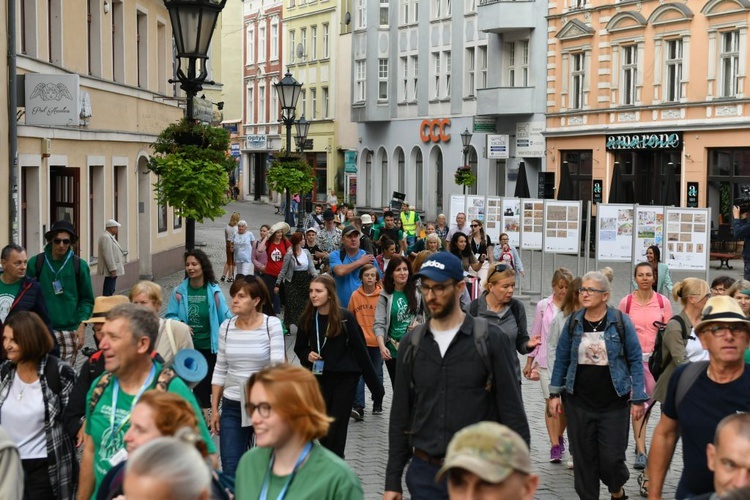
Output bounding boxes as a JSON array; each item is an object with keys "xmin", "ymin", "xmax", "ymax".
[{"xmin": 212, "ymin": 315, "xmax": 286, "ymax": 401}]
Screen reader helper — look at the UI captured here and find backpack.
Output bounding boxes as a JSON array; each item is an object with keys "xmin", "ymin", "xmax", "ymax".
[
  {"xmin": 34, "ymin": 252, "xmax": 83, "ymax": 290},
  {"xmin": 469, "ymin": 298, "xmax": 525, "ymax": 336},
  {"xmin": 674, "ymin": 360, "xmax": 709, "ymax": 411},
  {"xmin": 1, "ymin": 355, "xmax": 62, "ymax": 395},
  {"xmin": 648, "ymin": 315, "xmax": 688, "ymax": 381},
  {"xmin": 88, "ymin": 367, "xmax": 178, "ymax": 415},
  {"xmin": 402, "ymin": 316, "xmax": 494, "ymax": 392}
]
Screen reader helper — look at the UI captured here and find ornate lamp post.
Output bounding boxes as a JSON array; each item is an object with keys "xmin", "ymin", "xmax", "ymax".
[
  {"xmin": 273, "ymin": 70, "xmax": 304, "ymax": 227},
  {"xmin": 293, "ymin": 115, "xmax": 311, "ymax": 231},
  {"xmin": 460, "ymin": 128, "xmax": 473, "ymax": 195},
  {"xmin": 164, "ymin": 0, "xmax": 226, "ymax": 250}
]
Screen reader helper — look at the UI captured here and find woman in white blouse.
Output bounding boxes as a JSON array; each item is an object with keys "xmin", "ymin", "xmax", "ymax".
[
  {"xmin": 232, "ymin": 220, "xmax": 256, "ymax": 278},
  {"xmin": 209, "ymin": 275, "xmax": 285, "ymax": 478}
]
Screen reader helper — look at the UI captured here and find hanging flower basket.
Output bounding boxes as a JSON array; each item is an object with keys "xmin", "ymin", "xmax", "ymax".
[{"xmin": 454, "ymin": 166, "xmax": 476, "ymax": 188}]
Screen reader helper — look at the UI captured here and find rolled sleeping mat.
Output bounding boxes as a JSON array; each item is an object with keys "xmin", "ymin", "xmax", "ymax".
[{"xmin": 171, "ymin": 349, "xmax": 208, "ymax": 389}]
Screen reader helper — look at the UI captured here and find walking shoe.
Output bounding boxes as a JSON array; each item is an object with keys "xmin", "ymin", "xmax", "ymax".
[
  {"xmin": 637, "ymin": 473, "xmax": 649, "ymax": 498},
  {"xmin": 559, "ymin": 435, "xmax": 566, "ymax": 454},
  {"xmin": 611, "ymin": 489, "xmax": 628, "ymax": 500},
  {"xmin": 550, "ymin": 444, "xmax": 562, "ymax": 463},
  {"xmin": 566, "ymin": 455, "xmax": 574, "ymax": 469},
  {"xmin": 350, "ymin": 408, "xmax": 364, "ymax": 421},
  {"xmin": 220, "ymin": 275, "xmax": 226, "ymax": 282},
  {"xmin": 634, "ymin": 452, "xmax": 647, "ymax": 470},
  {"xmin": 372, "ymin": 406, "xmax": 384, "ymax": 415}
]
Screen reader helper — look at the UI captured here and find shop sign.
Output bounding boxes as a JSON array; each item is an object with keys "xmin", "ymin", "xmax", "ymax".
[
  {"xmin": 605, "ymin": 132, "xmax": 682, "ymax": 151},
  {"xmin": 516, "ymin": 121, "xmax": 545, "ymax": 158},
  {"xmin": 420, "ymin": 118, "xmax": 451, "ymax": 142},
  {"xmin": 687, "ymin": 182, "xmax": 699, "ymax": 207},
  {"xmin": 25, "ymin": 74, "xmax": 80, "ymax": 126},
  {"xmin": 245, "ymin": 134, "xmax": 268, "ymax": 150},
  {"xmin": 230, "ymin": 144, "xmax": 240, "ymax": 157},
  {"xmin": 487, "ymin": 135, "xmax": 509, "ymax": 159},
  {"xmin": 473, "ymin": 116, "xmax": 496, "ymax": 133},
  {"xmin": 344, "ymin": 150, "xmax": 357, "ymax": 173},
  {"xmin": 593, "ymin": 179, "xmax": 603, "ymax": 204}
]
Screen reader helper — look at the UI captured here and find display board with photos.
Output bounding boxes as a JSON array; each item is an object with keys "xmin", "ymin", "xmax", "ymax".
[
  {"xmin": 664, "ymin": 207, "xmax": 710, "ymax": 271},
  {"xmin": 449, "ymin": 195, "xmax": 466, "ymax": 226},
  {"xmin": 466, "ymin": 195, "xmax": 486, "ymax": 223},
  {"xmin": 634, "ymin": 206, "xmax": 665, "ymax": 261},
  {"xmin": 484, "ymin": 197, "xmax": 503, "ymax": 244},
  {"xmin": 596, "ymin": 204, "xmax": 635, "ymax": 262},
  {"xmin": 543, "ymin": 201, "xmax": 582, "ymax": 254},
  {"xmin": 520, "ymin": 199, "xmax": 544, "ymax": 250},
  {"xmin": 500, "ymin": 199, "xmax": 521, "ymax": 247}
]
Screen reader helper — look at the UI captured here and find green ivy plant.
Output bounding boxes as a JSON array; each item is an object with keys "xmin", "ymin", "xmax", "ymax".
[{"xmin": 148, "ymin": 119, "xmax": 236, "ymax": 222}]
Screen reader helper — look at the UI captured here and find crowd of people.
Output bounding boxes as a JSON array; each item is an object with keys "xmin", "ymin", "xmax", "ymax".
[{"xmin": 0, "ymin": 204, "xmax": 749, "ymax": 500}]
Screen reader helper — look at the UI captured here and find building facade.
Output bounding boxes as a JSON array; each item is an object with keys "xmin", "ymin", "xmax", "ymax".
[
  {"xmin": 9, "ymin": 0, "xmax": 195, "ymax": 291},
  {"xmin": 546, "ymin": 0, "xmax": 750, "ymax": 225}
]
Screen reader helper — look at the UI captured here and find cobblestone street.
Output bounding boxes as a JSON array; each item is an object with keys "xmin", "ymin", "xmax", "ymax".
[{"xmin": 136, "ymin": 198, "xmax": 719, "ymax": 499}]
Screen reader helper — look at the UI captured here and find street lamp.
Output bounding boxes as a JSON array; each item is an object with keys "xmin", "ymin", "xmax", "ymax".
[
  {"xmin": 273, "ymin": 70, "xmax": 303, "ymax": 228},
  {"xmin": 294, "ymin": 115, "xmax": 311, "ymax": 231},
  {"xmin": 460, "ymin": 128, "xmax": 473, "ymax": 195},
  {"xmin": 164, "ymin": 0, "xmax": 226, "ymax": 250}
]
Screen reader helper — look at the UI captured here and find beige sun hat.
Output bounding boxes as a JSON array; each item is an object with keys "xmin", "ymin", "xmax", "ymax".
[
  {"xmin": 694, "ymin": 295, "xmax": 750, "ymax": 333},
  {"xmin": 83, "ymin": 295, "xmax": 130, "ymax": 324},
  {"xmin": 269, "ymin": 221, "xmax": 290, "ymax": 236}
]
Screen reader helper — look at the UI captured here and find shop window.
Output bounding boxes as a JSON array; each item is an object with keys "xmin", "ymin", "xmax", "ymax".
[
  {"xmin": 560, "ymin": 151, "xmax": 593, "ymax": 203},
  {"xmin": 708, "ymin": 148, "xmax": 750, "ymax": 224}
]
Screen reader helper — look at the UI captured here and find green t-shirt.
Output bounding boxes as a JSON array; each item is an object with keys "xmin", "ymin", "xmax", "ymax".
[
  {"xmin": 187, "ymin": 283, "xmax": 211, "ymax": 350},
  {"xmin": 84, "ymin": 363, "xmax": 216, "ymax": 499},
  {"xmin": 235, "ymin": 442, "xmax": 364, "ymax": 500},
  {"xmin": 387, "ymin": 290, "xmax": 415, "ymax": 358},
  {"xmin": 745, "ymin": 348, "xmax": 750, "ymax": 364},
  {"xmin": 0, "ymin": 279, "xmax": 21, "ymax": 323}
]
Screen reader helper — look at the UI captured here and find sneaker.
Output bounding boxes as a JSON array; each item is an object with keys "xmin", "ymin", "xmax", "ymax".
[
  {"xmin": 559, "ymin": 435, "xmax": 566, "ymax": 454},
  {"xmin": 634, "ymin": 452, "xmax": 647, "ymax": 471},
  {"xmin": 350, "ymin": 408, "xmax": 364, "ymax": 421},
  {"xmin": 550, "ymin": 445, "xmax": 562, "ymax": 463},
  {"xmin": 566, "ymin": 455, "xmax": 574, "ymax": 469},
  {"xmin": 372, "ymin": 406, "xmax": 384, "ymax": 415}
]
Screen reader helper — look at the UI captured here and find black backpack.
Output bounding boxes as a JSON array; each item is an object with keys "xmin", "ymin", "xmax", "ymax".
[
  {"xmin": 648, "ymin": 315, "xmax": 688, "ymax": 381},
  {"xmin": 33, "ymin": 252, "xmax": 84, "ymax": 290}
]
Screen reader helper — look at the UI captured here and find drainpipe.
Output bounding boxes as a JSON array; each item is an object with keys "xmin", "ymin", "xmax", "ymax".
[{"xmin": 8, "ymin": 0, "xmax": 19, "ymax": 243}]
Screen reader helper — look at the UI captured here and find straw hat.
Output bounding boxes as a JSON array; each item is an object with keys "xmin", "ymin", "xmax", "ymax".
[
  {"xmin": 694, "ymin": 295, "xmax": 750, "ymax": 333},
  {"xmin": 269, "ymin": 221, "xmax": 290, "ymax": 236},
  {"xmin": 83, "ymin": 295, "xmax": 130, "ymax": 324}
]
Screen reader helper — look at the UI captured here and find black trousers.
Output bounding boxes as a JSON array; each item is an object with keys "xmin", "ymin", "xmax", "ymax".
[
  {"xmin": 193, "ymin": 349, "xmax": 217, "ymax": 409},
  {"xmin": 385, "ymin": 358, "xmax": 398, "ymax": 390},
  {"xmin": 565, "ymin": 397, "xmax": 630, "ymax": 500},
  {"xmin": 23, "ymin": 458, "xmax": 54, "ymax": 500},
  {"xmin": 316, "ymin": 371, "xmax": 359, "ymax": 458}
]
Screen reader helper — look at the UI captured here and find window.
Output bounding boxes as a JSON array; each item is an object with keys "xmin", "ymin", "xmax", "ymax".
[
  {"xmin": 322, "ymin": 24, "xmax": 330, "ymax": 58},
  {"xmin": 289, "ymin": 30, "xmax": 296, "ymax": 63},
  {"xmin": 432, "ymin": 52, "xmax": 440, "ymax": 98},
  {"xmin": 507, "ymin": 42, "xmax": 516, "ymax": 86},
  {"xmin": 271, "ymin": 21, "xmax": 279, "ymax": 60},
  {"xmin": 403, "ymin": 1, "xmax": 409, "ymax": 24},
  {"xmin": 157, "ymin": 22, "xmax": 166, "ymax": 92},
  {"xmin": 259, "ymin": 85, "xmax": 266, "ymax": 124},
  {"xmin": 560, "ymin": 151, "xmax": 593, "ymax": 204},
  {"xmin": 380, "ymin": 0, "xmax": 389, "ymax": 26},
  {"xmin": 311, "ymin": 26, "xmax": 317, "ymax": 60},
  {"xmin": 665, "ymin": 39, "xmax": 682, "ymax": 102},
  {"xmin": 414, "ymin": 0, "xmax": 419, "ymax": 21},
  {"xmin": 465, "ymin": 0, "xmax": 475, "ymax": 13},
  {"xmin": 258, "ymin": 26, "xmax": 266, "ymax": 63},
  {"xmin": 445, "ymin": 0, "xmax": 451, "ymax": 15},
  {"xmin": 311, "ymin": 88, "xmax": 318, "ymax": 119},
  {"xmin": 111, "ymin": 0, "xmax": 124, "ymax": 82},
  {"xmin": 301, "ymin": 28, "xmax": 307, "ymax": 61},
  {"xmin": 271, "ymin": 80, "xmax": 278, "ymax": 120},
  {"xmin": 357, "ymin": 0, "xmax": 367, "ymax": 28},
  {"xmin": 246, "ymin": 27, "xmax": 254, "ymax": 64},
  {"xmin": 323, "ymin": 87, "xmax": 329, "ymax": 117},
  {"xmin": 432, "ymin": 0, "xmax": 441, "ymax": 18},
  {"xmin": 301, "ymin": 90, "xmax": 307, "ymax": 117},
  {"xmin": 400, "ymin": 56, "xmax": 408, "ymax": 101},
  {"xmin": 173, "ymin": 209, "xmax": 182, "ymax": 229},
  {"xmin": 379, "ymin": 59, "xmax": 389, "ymax": 100},
  {"xmin": 289, "ymin": 0, "xmax": 295, "ymax": 6},
  {"xmin": 521, "ymin": 41, "xmax": 529, "ymax": 86},
  {"xmin": 444, "ymin": 51, "xmax": 451, "ymax": 98},
  {"xmin": 355, "ymin": 60, "xmax": 366, "ymax": 101},
  {"xmin": 478, "ymin": 45, "xmax": 487, "ymax": 89},
  {"xmin": 466, "ymin": 47, "xmax": 475, "ymax": 97},
  {"xmin": 246, "ymin": 87, "xmax": 254, "ymax": 123},
  {"xmin": 136, "ymin": 11, "xmax": 147, "ymax": 88},
  {"xmin": 505, "ymin": 41, "xmax": 528, "ymax": 87},
  {"xmin": 412, "ymin": 55, "xmax": 419, "ymax": 100},
  {"xmin": 622, "ymin": 45, "xmax": 637, "ymax": 105},
  {"xmin": 571, "ymin": 53, "xmax": 585, "ymax": 109},
  {"xmin": 720, "ymin": 31, "xmax": 740, "ymax": 98}
]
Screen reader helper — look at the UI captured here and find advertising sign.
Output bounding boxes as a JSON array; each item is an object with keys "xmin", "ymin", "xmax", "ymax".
[
  {"xmin": 516, "ymin": 121, "xmax": 545, "ymax": 158},
  {"xmin": 245, "ymin": 135, "xmax": 268, "ymax": 150},
  {"xmin": 487, "ymin": 135, "xmax": 510, "ymax": 159},
  {"xmin": 593, "ymin": 180, "xmax": 603, "ymax": 204},
  {"xmin": 687, "ymin": 182, "xmax": 699, "ymax": 208},
  {"xmin": 596, "ymin": 204, "xmax": 634, "ymax": 262},
  {"xmin": 25, "ymin": 74, "xmax": 80, "ymax": 126},
  {"xmin": 543, "ymin": 201, "xmax": 581, "ymax": 254}
]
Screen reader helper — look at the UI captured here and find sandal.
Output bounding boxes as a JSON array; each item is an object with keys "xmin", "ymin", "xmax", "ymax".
[
  {"xmin": 637, "ymin": 472, "xmax": 648, "ymax": 498},
  {"xmin": 227, "ymin": 276, "xmax": 234, "ymax": 282}
]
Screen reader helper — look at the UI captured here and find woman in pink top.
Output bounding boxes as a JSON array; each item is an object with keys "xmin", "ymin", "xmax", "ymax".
[
  {"xmin": 617, "ymin": 261, "xmax": 672, "ymax": 472},
  {"xmin": 525, "ymin": 267, "xmax": 573, "ymax": 464}
]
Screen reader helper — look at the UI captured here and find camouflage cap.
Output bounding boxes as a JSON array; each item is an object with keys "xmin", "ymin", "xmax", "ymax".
[{"xmin": 436, "ymin": 422, "xmax": 531, "ymax": 484}]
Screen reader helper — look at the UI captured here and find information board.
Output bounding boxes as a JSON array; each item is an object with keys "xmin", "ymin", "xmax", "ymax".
[
  {"xmin": 500, "ymin": 199, "xmax": 521, "ymax": 247},
  {"xmin": 450, "ymin": 195, "xmax": 466, "ymax": 226},
  {"xmin": 664, "ymin": 208, "xmax": 710, "ymax": 271},
  {"xmin": 596, "ymin": 204, "xmax": 635, "ymax": 262},
  {"xmin": 484, "ymin": 197, "xmax": 503, "ymax": 243},
  {"xmin": 634, "ymin": 206, "xmax": 665, "ymax": 261},
  {"xmin": 520, "ymin": 199, "xmax": 544, "ymax": 250},
  {"xmin": 543, "ymin": 201, "xmax": 581, "ymax": 254},
  {"xmin": 466, "ymin": 195, "xmax": 486, "ymax": 223}
]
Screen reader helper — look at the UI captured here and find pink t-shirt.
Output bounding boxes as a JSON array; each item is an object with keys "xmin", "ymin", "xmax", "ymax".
[
  {"xmin": 618, "ymin": 293, "xmax": 673, "ymax": 354},
  {"xmin": 529, "ymin": 295, "xmax": 559, "ymax": 369}
]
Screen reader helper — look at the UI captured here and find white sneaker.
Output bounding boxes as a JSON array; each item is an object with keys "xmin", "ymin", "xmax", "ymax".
[{"xmin": 566, "ymin": 456, "xmax": 574, "ymax": 469}]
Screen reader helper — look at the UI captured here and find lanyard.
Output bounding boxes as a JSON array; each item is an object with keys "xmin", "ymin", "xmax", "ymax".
[
  {"xmin": 109, "ymin": 364, "xmax": 157, "ymax": 439},
  {"xmin": 259, "ymin": 442, "xmax": 313, "ymax": 500},
  {"xmin": 315, "ymin": 311, "xmax": 328, "ymax": 354},
  {"xmin": 45, "ymin": 250, "xmax": 73, "ymax": 279}
]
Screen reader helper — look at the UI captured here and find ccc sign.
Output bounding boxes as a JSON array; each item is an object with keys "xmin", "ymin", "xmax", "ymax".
[{"xmin": 419, "ymin": 118, "xmax": 451, "ymax": 143}]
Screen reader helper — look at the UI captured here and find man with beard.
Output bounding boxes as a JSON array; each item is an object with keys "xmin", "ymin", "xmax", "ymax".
[{"xmin": 383, "ymin": 252, "xmax": 529, "ymax": 500}]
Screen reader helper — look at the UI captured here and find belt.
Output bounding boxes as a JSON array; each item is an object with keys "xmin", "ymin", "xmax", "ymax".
[{"xmin": 413, "ymin": 448, "xmax": 444, "ymax": 466}]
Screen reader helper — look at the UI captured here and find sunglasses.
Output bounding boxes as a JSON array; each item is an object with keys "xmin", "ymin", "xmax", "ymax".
[
  {"xmin": 53, "ymin": 238, "xmax": 71, "ymax": 245},
  {"xmin": 489, "ymin": 264, "xmax": 510, "ymax": 277},
  {"xmin": 470, "ymin": 224, "xmax": 480, "ymax": 228}
]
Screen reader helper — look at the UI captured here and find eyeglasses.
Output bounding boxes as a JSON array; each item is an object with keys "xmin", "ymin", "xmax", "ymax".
[
  {"xmin": 245, "ymin": 402, "xmax": 272, "ymax": 418},
  {"xmin": 578, "ymin": 287, "xmax": 606, "ymax": 295},
  {"xmin": 53, "ymin": 238, "xmax": 71, "ymax": 245},
  {"xmin": 417, "ymin": 281, "xmax": 456, "ymax": 296},
  {"xmin": 703, "ymin": 324, "xmax": 749, "ymax": 338},
  {"xmin": 711, "ymin": 287, "xmax": 726, "ymax": 294},
  {"xmin": 470, "ymin": 224, "xmax": 479, "ymax": 228}
]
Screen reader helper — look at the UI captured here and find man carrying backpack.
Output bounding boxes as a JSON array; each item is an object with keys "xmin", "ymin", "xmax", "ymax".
[
  {"xmin": 77, "ymin": 304, "xmax": 216, "ymax": 500},
  {"xmin": 383, "ymin": 253, "xmax": 529, "ymax": 500}
]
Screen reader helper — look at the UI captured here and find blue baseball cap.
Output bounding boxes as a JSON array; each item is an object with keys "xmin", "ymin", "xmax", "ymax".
[{"xmin": 413, "ymin": 252, "xmax": 465, "ymax": 283}]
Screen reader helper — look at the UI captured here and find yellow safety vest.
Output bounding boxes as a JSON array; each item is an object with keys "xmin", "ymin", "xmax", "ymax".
[{"xmin": 400, "ymin": 210, "xmax": 418, "ymax": 236}]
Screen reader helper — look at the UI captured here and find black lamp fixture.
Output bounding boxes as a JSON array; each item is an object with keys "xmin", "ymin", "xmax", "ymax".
[
  {"xmin": 460, "ymin": 128, "xmax": 473, "ymax": 195},
  {"xmin": 273, "ymin": 69, "xmax": 304, "ymax": 228},
  {"xmin": 164, "ymin": 0, "xmax": 226, "ymax": 250},
  {"xmin": 294, "ymin": 115, "xmax": 311, "ymax": 231}
]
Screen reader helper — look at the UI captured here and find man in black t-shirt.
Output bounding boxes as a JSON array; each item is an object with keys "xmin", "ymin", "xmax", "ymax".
[{"xmin": 648, "ymin": 296, "xmax": 750, "ymax": 499}]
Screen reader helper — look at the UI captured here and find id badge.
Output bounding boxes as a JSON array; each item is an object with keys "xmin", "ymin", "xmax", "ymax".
[
  {"xmin": 109, "ymin": 448, "xmax": 128, "ymax": 467},
  {"xmin": 312, "ymin": 360, "xmax": 325, "ymax": 375},
  {"xmin": 52, "ymin": 280, "xmax": 64, "ymax": 295}
]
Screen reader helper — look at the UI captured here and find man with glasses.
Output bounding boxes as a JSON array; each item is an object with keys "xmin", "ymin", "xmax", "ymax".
[
  {"xmin": 648, "ymin": 296, "xmax": 750, "ymax": 499},
  {"xmin": 384, "ymin": 252, "xmax": 529, "ymax": 500},
  {"xmin": 710, "ymin": 275, "xmax": 736, "ymax": 296},
  {"xmin": 27, "ymin": 220, "xmax": 95, "ymax": 365}
]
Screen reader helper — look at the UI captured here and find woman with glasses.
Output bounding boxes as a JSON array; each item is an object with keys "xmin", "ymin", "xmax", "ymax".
[
  {"xmin": 549, "ymin": 271, "xmax": 647, "ymax": 500},
  {"xmin": 374, "ymin": 256, "xmax": 424, "ymax": 390},
  {"xmin": 710, "ymin": 275, "xmax": 735, "ymax": 296},
  {"xmin": 468, "ymin": 220, "xmax": 492, "ymax": 261},
  {"xmin": 449, "ymin": 233, "xmax": 482, "ymax": 273},
  {"xmin": 275, "ymin": 232, "xmax": 318, "ymax": 331},
  {"xmin": 294, "ymin": 275, "xmax": 384, "ymax": 458},
  {"xmin": 617, "ymin": 262, "xmax": 673, "ymax": 472},
  {"xmin": 235, "ymin": 364, "xmax": 365, "ymax": 499},
  {"xmin": 491, "ymin": 233, "xmax": 525, "ymax": 277},
  {"xmin": 525, "ymin": 268, "xmax": 573, "ymax": 464},
  {"xmin": 465, "ymin": 264, "xmax": 539, "ymax": 383},
  {"xmin": 210, "ymin": 275, "xmax": 285, "ymax": 478}
]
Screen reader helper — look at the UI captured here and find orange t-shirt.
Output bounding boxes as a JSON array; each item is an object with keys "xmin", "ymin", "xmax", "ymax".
[{"xmin": 348, "ymin": 284, "xmax": 382, "ymax": 347}]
